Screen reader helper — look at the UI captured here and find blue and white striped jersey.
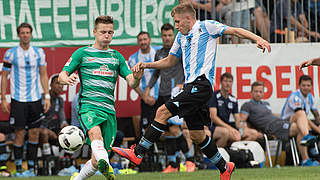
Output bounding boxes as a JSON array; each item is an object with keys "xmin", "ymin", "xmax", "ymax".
[
  {"xmin": 128, "ymin": 46, "xmax": 161, "ymax": 99},
  {"xmin": 169, "ymin": 20, "xmax": 227, "ymax": 85},
  {"xmin": 281, "ymin": 90, "xmax": 317, "ymax": 119},
  {"xmin": 2, "ymin": 46, "xmax": 47, "ymax": 102}
]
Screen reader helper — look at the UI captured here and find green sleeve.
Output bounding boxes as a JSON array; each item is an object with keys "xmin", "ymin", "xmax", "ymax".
[
  {"xmin": 116, "ymin": 51, "xmax": 132, "ymax": 79},
  {"xmin": 62, "ymin": 47, "xmax": 84, "ymax": 74}
]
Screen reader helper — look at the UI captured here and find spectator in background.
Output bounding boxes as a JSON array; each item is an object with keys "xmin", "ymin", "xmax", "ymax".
[
  {"xmin": 241, "ymin": 81, "xmax": 319, "ymax": 166},
  {"xmin": 1, "ymin": 22, "xmax": 50, "ymax": 177},
  {"xmin": 207, "ymin": 73, "xmax": 241, "ymax": 147},
  {"xmin": 270, "ymin": 0, "xmax": 320, "ymax": 43},
  {"xmin": 189, "ymin": 0, "xmax": 212, "ymax": 20},
  {"xmin": 281, "ymin": 75, "xmax": 320, "ymax": 140},
  {"xmin": 128, "ymin": 32, "xmax": 161, "ymax": 136},
  {"xmin": 231, "ymin": 0, "xmax": 253, "ymax": 43},
  {"xmin": 71, "ymin": 93, "xmax": 81, "ymax": 128},
  {"xmin": 39, "ymin": 74, "xmax": 68, "ymax": 158},
  {"xmin": 253, "ymin": 0, "xmax": 270, "ymax": 41}
]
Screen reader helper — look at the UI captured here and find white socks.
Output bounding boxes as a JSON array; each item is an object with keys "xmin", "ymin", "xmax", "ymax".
[
  {"xmin": 91, "ymin": 140, "xmax": 109, "ymax": 162},
  {"xmin": 74, "ymin": 159, "xmax": 97, "ymax": 180}
]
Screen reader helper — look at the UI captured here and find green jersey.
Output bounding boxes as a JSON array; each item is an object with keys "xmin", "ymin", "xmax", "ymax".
[{"xmin": 62, "ymin": 45, "xmax": 132, "ymax": 115}]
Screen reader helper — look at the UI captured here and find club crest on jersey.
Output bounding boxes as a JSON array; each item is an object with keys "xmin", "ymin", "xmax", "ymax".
[
  {"xmin": 65, "ymin": 58, "xmax": 72, "ymax": 66},
  {"xmin": 93, "ymin": 65, "xmax": 114, "ymax": 76}
]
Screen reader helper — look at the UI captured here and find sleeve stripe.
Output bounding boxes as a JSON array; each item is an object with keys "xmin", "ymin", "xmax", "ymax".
[
  {"xmin": 2, "ymin": 67, "xmax": 11, "ymax": 72},
  {"xmin": 240, "ymin": 111, "xmax": 249, "ymax": 115},
  {"xmin": 169, "ymin": 52, "xmax": 180, "ymax": 58}
]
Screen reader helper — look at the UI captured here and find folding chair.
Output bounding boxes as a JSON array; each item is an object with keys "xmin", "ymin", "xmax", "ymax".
[{"xmin": 264, "ymin": 134, "xmax": 300, "ymax": 167}]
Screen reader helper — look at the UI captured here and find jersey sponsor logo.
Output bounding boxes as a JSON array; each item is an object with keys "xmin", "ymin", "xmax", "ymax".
[
  {"xmin": 283, "ymin": 123, "xmax": 290, "ymax": 129},
  {"xmin": 191, "ymin": 86, "xmax": 198, "ymax": 93},
  {"xmin": 293, "ymin": 96, "xmax": 301, "ymax": 107},
  {"xmin": 228, "ymin": 102, "xmax": 233, "ymax": 109},
  {"xmin": 93, "ymin": 65, "xmax": 114, "ymax": 76},
  {"xmin": 88, "ymin": 58, "xmax": 95, "ymax": 61},
  {"xmin": 65, "ymin": 58, "xmax": 72, "ymax": 66}
]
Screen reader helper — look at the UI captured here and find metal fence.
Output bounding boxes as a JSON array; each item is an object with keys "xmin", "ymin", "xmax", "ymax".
[{"xmin": 192, "ymin": 0, "xmax": 319, "ymax": 43}]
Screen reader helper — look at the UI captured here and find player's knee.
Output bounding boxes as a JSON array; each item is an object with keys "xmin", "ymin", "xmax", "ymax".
[
  {"xmin": 28, "ymin": 128, "xmax": 40, "ymax": 137},
  {"xmin": 155, "ymin": 105, "xmax": 171, "ymax": 121},
  {"xmin": 189, "ymin": 130, "xmax": 206, "ymax": 144},
  {"xmin": 221, "ymin": 128, "xmax": 230, "ymax": 137}
]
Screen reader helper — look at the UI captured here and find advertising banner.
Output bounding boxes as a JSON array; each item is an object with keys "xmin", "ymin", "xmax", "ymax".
[
  {"xmin": 0, "ymin": 43, "xmax": 319, "ymax": 120},
  {"xmin": 0, "ymin": 0, "xmax": 177, "ymax": 47}
]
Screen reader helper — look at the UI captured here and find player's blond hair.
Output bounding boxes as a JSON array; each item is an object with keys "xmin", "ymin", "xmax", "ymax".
[{"xmin": 171, "ymin": 3, "xmax": 196, "ymax": 18}]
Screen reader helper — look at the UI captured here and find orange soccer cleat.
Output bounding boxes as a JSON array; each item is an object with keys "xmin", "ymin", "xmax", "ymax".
[
  {"xmin": 185, "ymin": 161, "xmax": 196, "ymax": 172},
  {"xmin": 162, "ymin": 165, "xmax": 178, "ymax": 173},
  {"xmin": 220, "ymin": 162, "xmax": 235, "ymax": 180},
  {"xmin": 112, "ymin": 145, "xmax": 142, "ymax": 166}
]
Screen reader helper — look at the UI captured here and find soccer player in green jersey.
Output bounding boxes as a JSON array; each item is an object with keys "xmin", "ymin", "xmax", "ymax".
[{"xmin": 58, "ymin": 16, "xmax": 143, "ymax": 180}]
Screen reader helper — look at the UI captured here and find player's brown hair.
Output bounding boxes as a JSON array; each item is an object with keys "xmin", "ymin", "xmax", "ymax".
[{"xmin": 94, "ymin": 16, "xmax": 114, "ymax": 29}]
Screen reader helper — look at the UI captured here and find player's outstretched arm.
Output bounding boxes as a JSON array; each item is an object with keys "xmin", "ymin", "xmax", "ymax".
[
  {"xmin": 299, "ymin": 57, "xmax": 320, "ymax": 70},
  {"xmin": 133, "ymin": 55, "xmax": 179, "ymax": 72},
  {"xmin": 126, "ymin": 68, "xmax": 143, "ymax": 89},
  {"xmin": 224, "ymin": 27, "xmax": 271, "ymax": 53},
  {"xmin": 58, "ymin": 71, "xmax": 78, "ymax": 85}
]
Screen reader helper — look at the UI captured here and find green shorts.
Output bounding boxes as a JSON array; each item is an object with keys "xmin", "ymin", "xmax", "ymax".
[{"xmin": 78, "ymin": 110, "xmax": 117, "ymax": 154}]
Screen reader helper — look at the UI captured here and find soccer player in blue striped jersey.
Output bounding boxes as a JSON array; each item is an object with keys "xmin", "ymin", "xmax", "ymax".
[
  {"xmin": 112, "ymin": 3, "xmax": 271, "ymax": 180},
  {"xmin": 1, "ymin": 22, "xmax": 50, "ymax": 177}
]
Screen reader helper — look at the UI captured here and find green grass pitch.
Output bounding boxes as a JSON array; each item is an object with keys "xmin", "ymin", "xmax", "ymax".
[{"xmin": 3, "ymin": 166, "xmax": 320, "ymax": 180}]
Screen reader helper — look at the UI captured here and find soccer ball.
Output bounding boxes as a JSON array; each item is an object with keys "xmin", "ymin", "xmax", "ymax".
[{"xmin": 58, "ymin": 126, "xmax": 85, "ymax": 151}]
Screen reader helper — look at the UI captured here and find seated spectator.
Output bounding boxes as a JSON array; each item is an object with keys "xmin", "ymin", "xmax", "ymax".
[
  {"xmin": 241, "ymin": 81, "xmax": 318, "ymax": 166},
  {"xmin": 207, "ymin": 72, "xmax": 240, "ymax": 147},
  {"xmin": 270, "ymin": 0, "xmax": 320, "ymax": 43},
  {"xmin": 39, "ymin": 74, "xmax": 68, "ymax": 157},
  {"xmin": 281, "ymin": 75, "xmax": 320, "ymax": 137},
  {"xmin": 0, "ymin": 133, "xmax": 10, "ymax": 177}
]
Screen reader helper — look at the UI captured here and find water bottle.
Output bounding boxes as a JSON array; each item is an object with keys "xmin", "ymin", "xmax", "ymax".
[{"xmin": 239, "ymin": 121, "xmax": 246, "ymax": 137}]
